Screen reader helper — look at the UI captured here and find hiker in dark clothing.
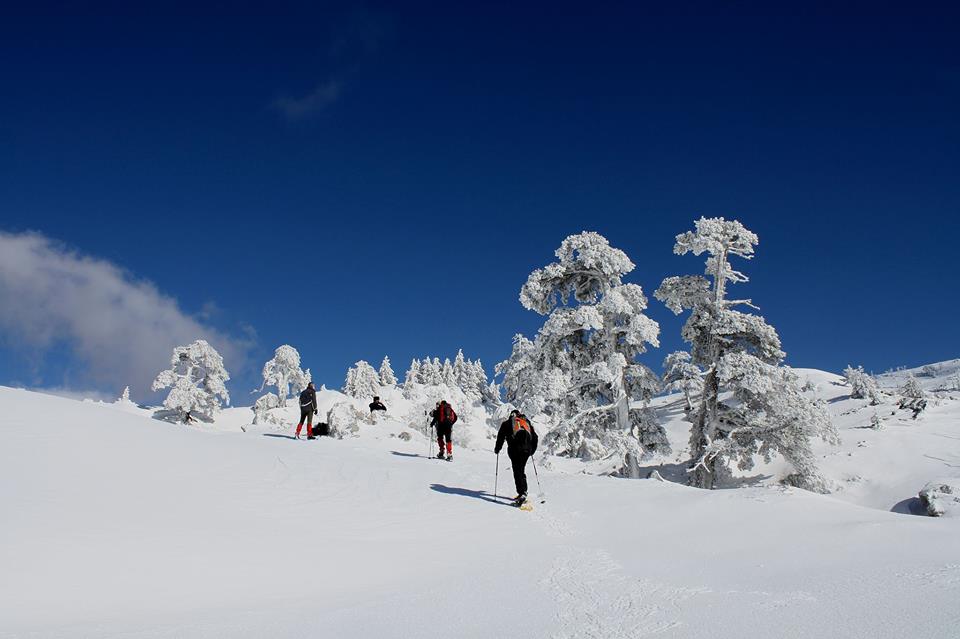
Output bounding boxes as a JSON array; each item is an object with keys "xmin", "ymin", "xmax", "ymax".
[
  {"xmin": 430, "ymin": 400, "xmax": 458, "ymax": 460},
  {"xmin": 296, "ymin": 382, "xmax": 318, "ymax": 439},
  {"xmin": 495, "ymin": 410, "xmax": 539, "ymax": 505},
  {"xmin": 369, "ymin": 396, "xmax": 387, "ymax": 413}
]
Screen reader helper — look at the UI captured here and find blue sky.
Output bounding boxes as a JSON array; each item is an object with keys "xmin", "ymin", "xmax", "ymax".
[{"xmin": 1, "ymin": 2, "xmax": 957, "ymax": 401}]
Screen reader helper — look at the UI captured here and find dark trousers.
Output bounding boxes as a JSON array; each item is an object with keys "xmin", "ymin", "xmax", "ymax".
[
  {"xmin": 436, "ymin": 423, "xmax": 452, "ymax": 454},
  {"xmin": 296, "ymin": 408, "xmax": 313, "ymax": 437},
  {"xmin": 509, "ymin": 451, "xmax": 530, "ymax": 496}
]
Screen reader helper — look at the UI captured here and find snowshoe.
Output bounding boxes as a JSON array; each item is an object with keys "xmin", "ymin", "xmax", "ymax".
[
  {"xmin": 446, "ymin": 454, "xmax": 453, "ymax": 462},
  {"xmin": 307, "ymin": 435, "xmax": 316, "ymax": 440},
  {"xmin": 437, "ymin": 452, "xmax": 445, "ymax": 460}
]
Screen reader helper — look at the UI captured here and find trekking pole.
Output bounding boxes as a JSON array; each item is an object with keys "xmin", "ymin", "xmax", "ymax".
[
  {"xmin": 494, "ymin": 452, "xmax": 500, "ymax": 500},
  {"xmin": 530, "ymin": 455, "xmax": 546, "ymax": 504}
]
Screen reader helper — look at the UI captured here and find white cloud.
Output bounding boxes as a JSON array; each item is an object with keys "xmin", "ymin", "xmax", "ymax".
[
  {"xmin": 0, "ymin": 231, "xmax": 252, "ymax": 400},
  {"xmin": 272, "ymin": 80, "xmax": 342, "ymax": 120}
]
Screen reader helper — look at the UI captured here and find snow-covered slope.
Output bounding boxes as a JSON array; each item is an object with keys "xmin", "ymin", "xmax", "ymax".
[{"xmin": 3, "ymin": 372, "xmax": 960, "ymax": 638}]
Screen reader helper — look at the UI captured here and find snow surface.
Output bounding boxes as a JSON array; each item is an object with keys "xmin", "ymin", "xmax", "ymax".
[{"xmin": 3, "ymin": 364, "xmax": 960, "ymax": 638}]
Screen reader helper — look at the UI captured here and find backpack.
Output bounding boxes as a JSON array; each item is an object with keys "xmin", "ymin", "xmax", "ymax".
[
  {"xmin": 437, "ymin": 402, "xmax": 457, "ymax": 427},
  {"xmin": 511, "ymin": 414, "xmax": 533, "ymax": 455}
]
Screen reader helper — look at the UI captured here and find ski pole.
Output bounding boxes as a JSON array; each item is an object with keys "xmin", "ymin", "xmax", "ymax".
[
  {"xmin": 494, "ymin": 452, "xmax": 500, "ymax": 500},
  {"xmin": 530, "ymin": 455, "xmax": 545, "ymax": 503}
]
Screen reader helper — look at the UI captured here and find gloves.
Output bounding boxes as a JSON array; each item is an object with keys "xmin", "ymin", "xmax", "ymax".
[
  {"xmin": 494, "ymin": 446, "xmax": 501, "ymax": 454},
  {"xmin": 314, "ymin": 410, "xmax": 318, "ymax": 415}
]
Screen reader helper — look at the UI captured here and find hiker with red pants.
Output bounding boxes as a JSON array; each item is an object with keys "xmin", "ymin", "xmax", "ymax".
[
  {"xmin": 431, "ymin": 400, "xmax": 457, "ymax": 461},
  {"xmin": 495, "ymin": 409, "xmax": 539, "ymax": 506},
  {"xmin": 295, "ymin": 382, "xmax": 318, "ymax": 440}
]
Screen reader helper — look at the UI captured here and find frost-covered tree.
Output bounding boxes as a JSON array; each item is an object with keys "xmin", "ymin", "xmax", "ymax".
[
  {"xmin": 379, "ymin": 356, "xmax": 397, "ymax": 386},
  {"xmin": 441, "ymin": 358, "xmax": 456, "ymax": 386},
  {"xmin": 662, "ymin": 351, "xmax": 703, "ymax": 411},
  {"xmin": 151, "ymin": 339, "xmax": 231, "ymax": 422},
  {"xmin": 655, "ymin": 217, "xmax": 838, "ymax": 492},
  {"xmin": 252, "ymin": 392, "xmax": 280, "ymax": 425},
  {"xmin": 418, "ymin": 357, "xmax": 442, "ymax": 386},
  {"xmin": 870, "ymin": 411, "xmax": 884, "ymax": 430},
  {"xmin": 453, "ymin": 350, "xmax": 469, "ymax": 388},
  {"xmin": 402, "ymin": 359, "xmax": 420, "ymax": 398},
  {"xmin": 900, "ymin": 374, "xmax": 925, "ymax": 399},
  {"xmin": 118, "ymin": 386, "xmax": 131, "ymax": 403},
  {"xmin": 843, "ymin": 365, "xmax": 880, "ymax": 405},
  {"xmin": 513, "ymin": 231, "xmax": 668, "ymax": 466},
  {"xmin": 343, "ymin": 360, "xmax": 381, "ymax": 399},
  {"xmin": 260, "ymin": 345, "xmax": 310, "ymax": 407}
]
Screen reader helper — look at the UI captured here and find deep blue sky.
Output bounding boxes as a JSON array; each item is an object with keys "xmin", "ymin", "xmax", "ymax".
[{"xmin": 1, "ymin": 2, "xmax": 958, "ymax": 399}]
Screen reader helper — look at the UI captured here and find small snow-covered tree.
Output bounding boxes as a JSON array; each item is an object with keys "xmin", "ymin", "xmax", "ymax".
[
  {"xmin": 514, "ymin": 232, "xmax": 668, "ymax": 466},
  {"xmin": 843, "ymin": 365, "xmax": 881, "ymax": 405},
  {"xmin": 151, "ymin": 339, "xmax": 231, "ymax": 422},
  {"xmin": 870, "ymin": 411, "xmax": 884, "ymax": 430},
  {"xmin": 662, "ymin": 351, "xmax": 703, "ymax": 411},
  {"xmin": 260, "ymin": 345, "xmax": 310, "ymax": 407},
  {"xmin": 900, "ymin": 374, "xmax": 925, "ymax": 399},
  {"xmin": 655, "ymin": 217, "xmax": 838, "ymax": 492},
  {"xmin": 379, "ymin": 356, "xmax": 397, "ymax": 386},
  {"xmin": 118, "ymin": 386, "xmax": 131, "ymax": 403},
  {"xmin": 343, "ymin": 360, "xmax": 381, "ymax": 399},
  {"xmin": 252, "ymin": 392, "xmax": 280, "ymax": 425}
]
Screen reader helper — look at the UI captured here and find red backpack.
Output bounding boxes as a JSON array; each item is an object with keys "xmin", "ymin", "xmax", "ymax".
[{"xmin": 437, "ymin": 402, "xmax": 457, "ymax": 426}]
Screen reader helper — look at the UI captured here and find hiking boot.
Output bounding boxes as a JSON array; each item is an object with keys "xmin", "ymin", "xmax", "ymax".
[
  {"xmin": 446, "ymin": 454, "xmax": 453, "ymax": 461},
  {"xmin": 437, "ymin": 452, "xmax": 445, "ymax": 459},
  {"xmin": 307, "ymin": 435, "xmax": 316, "ymax": 440}
]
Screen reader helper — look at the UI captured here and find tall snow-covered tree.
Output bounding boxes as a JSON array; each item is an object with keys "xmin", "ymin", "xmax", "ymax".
[
  {"xmin": 379, "ymin": 356, "xmax": 397, "ymax": 386},
  {"xmin": 152, "ymin": 339, "xmax": 231, "ymax": 422},
  {"xmin": 418, "ymin": 357, "xmax": 442, "ymax": 386},
  {"xmin": 118, "ymin": 386, "xmax": 132, "ymax": 403},
  {"xmin": 343, "ymin": 360, "xmax": 381, "ymax": 399},
  {"xmin": 655, "ymin": 217, "xmax": 838, "ymax": 492},
  {"xmin": 403, "ymin": 359, "xmax": 420, "ymax": 398},
  {"xmin": 441, "ymin": 358, "xmax": 456, "ymax": 387},
  {"xmin": 662, "ymin": 351, "xmax": 703, "ymax": 411},
  {"xmin": 516, "ymin": 231, "xmax": 668, "ymax": 467},
  {"xmin": 260, "ymin": 345, "xmax": 310, "ymax": 406},
  {"xmin": 452, "ymin": 350, "xmax": 469, "ymax": 387},
  {"xmin": 843, "ymin": 365, "xmax": 880, "ymax": 405}
]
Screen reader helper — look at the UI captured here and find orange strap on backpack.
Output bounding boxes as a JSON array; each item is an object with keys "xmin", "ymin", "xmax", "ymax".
[{"xmin": 512, "ymin": 415, "xmax": 530, "ymax": 434}]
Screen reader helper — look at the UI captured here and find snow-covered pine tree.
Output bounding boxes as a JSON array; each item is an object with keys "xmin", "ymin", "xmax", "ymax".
[
  {"xmin": 260, "ymin": 345, "xmax": 310, "ymax": 406},
  {"xmin": 441, "ymin": 358, "xmax": 456, "ymax": 387},
  {"xmin": 379, "ymin": 356, "xmax": 397, "ymax": 386},
  {"xmin": 870, "ymin": 411, "xmax": 884, "ymax": 430},
  {"xmin": 402, "ymin": 359, "xmax": 420, "ymax": 399},
  {"xmin": 496, "ymin": 334, "xmax": 552, "ymax": 417},
  {"xmin": 343, "ymin": 360, "xmax": 381, "ymax": 399},
  {"xmin": 518, "ymin": 231, "xmax": 668, "ymax": 468},
  {"xmin": 655, "ymin": 217, "xmax": 838, "ymax": 492},
  {"xmin": 662, "ymin": 351, "xmax": 703, "ymax": 411},
  {"xmin": 151, "ymin": 339, "xmax": 231, "ymax": 423},
  {"xmin": 118, "ymin": 386, "xmax": 131, "ymax": 403},
  {"xmin": 453, "ymin": 349, "xmax": 469, "ymax": 388},
  {"xmin": 900, "ymin": 373, "xmax": 925, "ymax": 399},
  {"xmin": 843, "ymin": 365, "xmax": 880, "ymax": 405}
]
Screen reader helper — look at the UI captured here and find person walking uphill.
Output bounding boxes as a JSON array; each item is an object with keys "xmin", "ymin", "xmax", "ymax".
[
  {"xmin": 495, "ymin": 410, "xmax": 538, "ymax": 506},
  {"xmin": 431, "ymin": 400, "xmax": 457, "ymax": 461},
  {"xmin": 296, "ymin": 382, "xmax": 318, "ymax": 440}
]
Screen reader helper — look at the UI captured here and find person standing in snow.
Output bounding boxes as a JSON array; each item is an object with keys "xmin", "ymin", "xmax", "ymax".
[
  {"xmin": 431, "ymin": 400, "xmax": 458, "ymax": 460},
  {"xmin": 495, "ymin": 410, "xmax": 538, "ymax": 506},
  {"xmin": 296, "ymin": 382, "xmax": 318, "ymax": 440},
  {"xmin": 369, "ymin": 396, "xmax": 387, "ymax": 413}
]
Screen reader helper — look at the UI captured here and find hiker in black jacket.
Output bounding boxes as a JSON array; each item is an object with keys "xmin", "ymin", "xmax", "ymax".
[
  {"xmin": 296, "ymin": 382, "xmax": 318, "ymax": 439},
  {"xmin": 495, "ymin": 410, "xmax": 538, "ymax": 505},
  {"xmin": 369, "ymin": 396, "xmax": 387, "ymax": 413}
]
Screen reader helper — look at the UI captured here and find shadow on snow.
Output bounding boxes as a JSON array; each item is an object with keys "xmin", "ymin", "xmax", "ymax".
[{"xmin": 430, "ymin": 484, "xmax": 514, "ymax": 507}]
